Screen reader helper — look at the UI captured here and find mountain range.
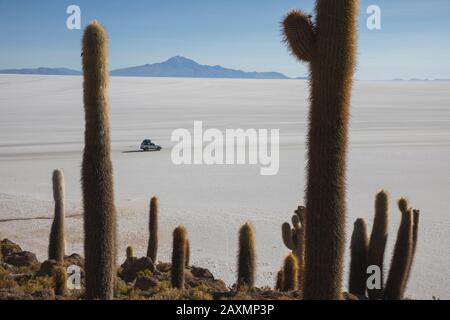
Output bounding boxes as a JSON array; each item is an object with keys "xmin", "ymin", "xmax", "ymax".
[{"xmin": 0, "ymin": 56, "xmax": 295, "ymax": 80}]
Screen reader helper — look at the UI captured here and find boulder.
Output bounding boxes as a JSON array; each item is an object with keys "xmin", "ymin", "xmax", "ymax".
[
  {"xmin": 119, "ymin": 257, "xmax": 155, "ymax": 283},
  {"xmin": 134, "ymin": 275, "xmax": 158, "ymax": 291},
  {"xmin": 1, "ymin": 239, "xmax": 22, "ymax": 258},
  {"xmin": 4, "ymin": 251, "xmax": 38, "ymax": 267},
  {"xmin": 37, "ymin": 259, "xmax": 59, "ymax": 277}
]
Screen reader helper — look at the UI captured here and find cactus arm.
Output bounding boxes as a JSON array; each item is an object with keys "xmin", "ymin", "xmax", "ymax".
[
  {"xmin": 291, "ymin": 215, "xmax": 301, "ymax": 230},
  {"xmin": 283, "ymin": 10, "xmax": 316, "ymax": 62},
  {"xmin": 282, "ymin": 222, "xmax": 295, "ymax": 250},
  {"xmin": 384, "ymin": 209, "xmax": 414, "ymax": 300}
]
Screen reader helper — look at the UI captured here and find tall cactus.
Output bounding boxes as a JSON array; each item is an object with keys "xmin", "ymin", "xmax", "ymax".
[
  {"xmin": 384, "ymin": 200, "xmax": 413, "ymax": 300},
  {"xmin": 237, "ymin": 222, "xmax": 256, "ymax": 289},
  {"xmin": 367, "ymin": 190, "xmax": 389, "ymax": 299},
  {"xmin": 146, "ymin": 196, "xmax": 159, "ymax": 262},
  {"xmin": 349, "ymin": 219, "xmax": 369, "ymax": 296},
  {"xmin": 171, "ymin": 225, "xmax": 188, "ymax": 289},
  {"xmin": 81, "ymin": 21, "xmax": 117, "ymax": 300},
  {"xmin": 48, "ymin": 169, "xmax": 65, "ymax": 262},
  {"xmin": 283, "ymin": 0, "xmax": 359, "ymax": 299}
]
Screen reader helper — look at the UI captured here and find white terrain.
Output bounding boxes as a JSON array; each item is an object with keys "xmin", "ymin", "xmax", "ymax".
[{"xmin": 0, "ymin": 74, "xmax": 449, "ymax": 299}]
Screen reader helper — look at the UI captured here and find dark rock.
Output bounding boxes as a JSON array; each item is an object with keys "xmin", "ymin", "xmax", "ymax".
[
  {"xmin": 119, "ymin": 257, "xmax": 155, "ymax": 283},
  {"xmin": 4, "ymin": 251, "xmax": 38, "ymax": 267},
  {"xmin": 37, "ymin": 259, "xmax": 59, "ymax": 277},
  {"xmin": 1, "ymin": 239, "xmax": 22, "ymax": 258},
  {"xmin": 64, "ymin": 253, "xmax": 84, "ymax": 269},
  {"xmin": 135, "ymin": 276, "xmax": 158, "ymax": 291},
  {"xmin": 190, "ymin": 266, "xmax": 214, "ymax": 280}
]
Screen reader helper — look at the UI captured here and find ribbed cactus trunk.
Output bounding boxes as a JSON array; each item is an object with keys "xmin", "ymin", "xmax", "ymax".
[
  {"xmin": 171, "ymin": 225, "xmax": 188, "ymax": 289},
  {"xmin": 367, "ymin": 191, "xmax": 389, "ymax": 299},
  {"xmin": 282, "ymin": 254, "xmax": 299, "ymax": 292},
  {"xmin": 146, "ymin": 196, "xmax": 159, "ymax": 262},
  {"xmin": 237, "ymin": 223, "xmax": 256, "ymax": 289},
  {"xmin": 48, "ymin": 169, "xmax": 65, "ymax": 262},
  {"xmin": 283, "ymin": 0, "xmax": 359, "ymax": 300},
  {"xmin": 349, "ymin": 219, "xmax": 369, "ymax": 296},
  {"xmin": 81, "ymin": 21, "xmax": 117, "ymax": 300},
  {"xmin": 384, "ymin": 201, "xmax": 413, "ymax": 300}
]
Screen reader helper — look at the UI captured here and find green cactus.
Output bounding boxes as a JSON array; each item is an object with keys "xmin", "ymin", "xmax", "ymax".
[
  {"xmin": 126, "ymin": 246, "xmax": 134, "ymax": 259},
  {"xmin": 171, "ymin": 225, "xmax": 188, "ymax": 289},
  {"xmin": 367, "ymin": 190, "xmax": 389, "ymax": 299},
  {"xmin": 282, "ymin": 254, "xmax": 299, "ymax": 292},
  {"xmin": 81, "ymin": 20, "xmax": 117, "ymax": 300},
  {"xmin": 146, "ymin": 196, "xmax": 159, "ymax": 262},
  {"xmin": 349, "ymin": 219, "xmax": 369, "ymax": 296},
  {"xmin": 384, "ymin": 200, "xmax": 413, "ymax": 300},
  {"xmin": 404, "ymin": 209, "xmax": 420, "ymax": 291},
  {"xmin": 237, "ymin": 222, "xmax": 256, "ymax": 289},
  {"xmin": 48, "ymin": 169, "xmax": 65, "ymax": 263},
  {"xmin": 281, "ymin": 206, "xmax": 305, "ymax": 288},
  {"xmin": 54, "ymin": 266, "xmax": 67, "ymax": 296},
  {"xmin": 275, "ymin": 269, "xmax": 284, "ymax": 291},
  {"xmin": 283, "ymin": 0, "xmax": 359, "ymax": 299}
]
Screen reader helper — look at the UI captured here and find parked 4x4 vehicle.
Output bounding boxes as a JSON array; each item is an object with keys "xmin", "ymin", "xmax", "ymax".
[{"xmin": 140, "ymin": 139, "xmax": 162, "ymax": 151}]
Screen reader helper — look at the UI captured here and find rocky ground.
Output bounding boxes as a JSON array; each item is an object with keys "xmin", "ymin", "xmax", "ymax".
[{"xmin": 0, "ymin": 238, "xmax": 304, "ymax": 300}]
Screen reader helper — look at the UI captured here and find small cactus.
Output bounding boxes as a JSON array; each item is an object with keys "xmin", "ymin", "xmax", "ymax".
[
  {"xmin": 146, "ymin": 196, "xmax": 159, "ymax": 262},
  {"xmin": 349, "ymin": 219, "xmax": 369, "ymax": 296},
  {"xmin": 281, "ymin": 206, "xmax": 305, "ymax": 288},
  {"xmin": 384, "ymin": 202, "xmax": 414, "ymax": 300},
  {"xmin": 54, "ymin": 266, "xmax": 67, "ymax": 296},
  {"xmin": 48, "ymin": 169, "xmax": 65, "ymax": 262},
  {"xmin": 237, "ymin": 222, "xmax": 256, "ymax": 289},
  {"xmin": 282, "ymin": 254, "xmax": 298, "ymax": 292},
  {"xmin": 275, "ymin": 269, "xmax": 284, "ymax": 291},
  {"xmin": 367, "ymin": 190, "xmax": 389, "ymax": 299},
  {"xmin": 126, "ymin": 246, "xmax": 134, "ymax": 259},
  {"xmin": 171, "ymin": 225, "xmax": 188, "ymax": 289},
  {"xmin": 404, "ymin": 209, "xmax": 420, "ymax": 290}
]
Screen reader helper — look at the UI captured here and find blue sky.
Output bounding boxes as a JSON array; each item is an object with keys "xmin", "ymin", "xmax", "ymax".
[{"xmin": 0, "ymin": 0, "xmax": 449, "ymax": 80}]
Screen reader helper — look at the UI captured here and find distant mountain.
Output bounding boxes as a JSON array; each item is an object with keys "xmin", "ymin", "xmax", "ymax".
[
  {"xmin": 110, "ymin": 56, "xmax": 289, "ymax": 79},
  {"xmin": 0, "ymin": 67, "xmax": 81, "ymax": 76}
]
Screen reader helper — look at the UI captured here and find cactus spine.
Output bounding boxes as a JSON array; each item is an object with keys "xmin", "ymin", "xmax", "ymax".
[
  {"xmin": 237, "ymin": 223, "xmax": 256, "ymax": 289},
  {"xmin": 282, "ymin": 254, "xmax": 299, "ymax": 292},
  {"xmin": 384, "ymin": 200, "xmax": 413, "ymax": 300},
  {"xmin": 48, "ymin": 169, "xmax": 65, "ymax": 262},
  {"xmin": 146, "ymin": 196, "xmax": 159, "ymax": 262},
  {"xmin": 54, "ymin": 266, "xmax": 67, "ymax": 296},
  {"xmin": 81, "ymin": 21, "xmax": 117, "ymax": 300},
  {"xmin": 171, "ymin": 225, "xmax": 188, "ymax": 289},
  {"xmin": 349, "ymin": 219, "xmax": 369, "ymax": 296},
  {"xmin": 367, "ymin": 190, "xmax": 389, "ymax": 299},
  {"xmin": 283, "ymin": 0, "xmax": 359, "ymax": 300}
]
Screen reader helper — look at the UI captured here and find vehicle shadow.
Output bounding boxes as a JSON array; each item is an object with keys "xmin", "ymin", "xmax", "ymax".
[{"xmin": 122, "ymin": 149, "xmax": 160, "ymax": 154}]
